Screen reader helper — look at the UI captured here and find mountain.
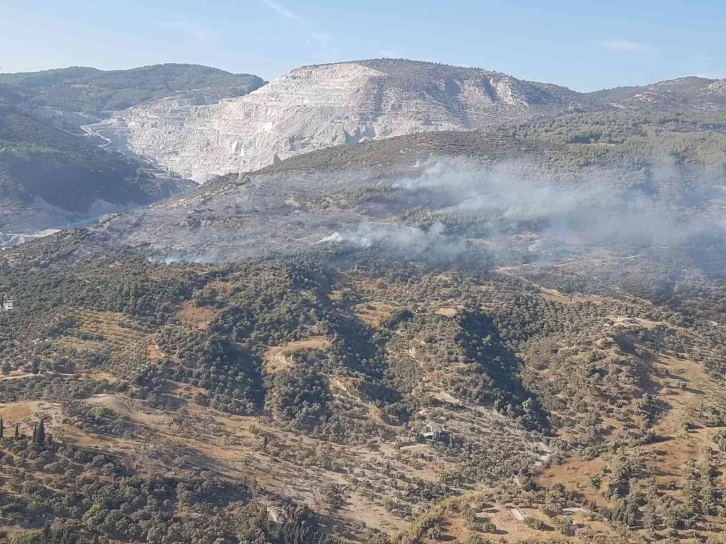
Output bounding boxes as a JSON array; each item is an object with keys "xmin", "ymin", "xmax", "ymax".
[
  {"xmin": 0, "ymin": 63, "xmax": 266, "ymax": 132},
  {"xmin": 0, "ymin": 64, "xmax": 262, "ymax": 234},
  {"xmin": 0, "ymin": 103, "xmax": 194, "ymax": 234},
  {"xmin": 95, "ymin": 59, "xmax": 585, "ymax": 182},
  {"xmin": 90, "ymin": 61, "xmax": 726, "ymax": 183},
  {"xmin": 5, "ymin": 61, "xmax": 726, "ymax": 187},
  {"xmin": 589, "ymin": 76, "xmax": 726, "ymax": 111}
]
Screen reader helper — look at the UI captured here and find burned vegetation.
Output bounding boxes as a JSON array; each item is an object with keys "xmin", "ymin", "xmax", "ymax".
[{"xmin": 0, "ymin": 109, "xmax": 724, "ymax": 543}]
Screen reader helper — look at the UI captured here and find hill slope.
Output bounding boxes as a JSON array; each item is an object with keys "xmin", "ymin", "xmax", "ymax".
[
  {"xmin": 0, "ymin": 63, "xmax": 266, "ymax": 134},
  {"xmin": 0, "ymin": 104, "xmax": 194, "ymax": 233},
  {"xmin": 0, "ymin": 104, "xmax": 724, "ymax": 542},
  {"xmin": 0, "ymin": 63, "xmax": 266, "ymax": 112},
  {"xmin": 251, "ymin": 108, "xmax": 726, "ymax": 175},
  {"xmin": 0, "ymin": 63, "xmax": 262, "ymax": 234},
  {"xmin": 0, "ymin": 163, "xmax": 724, "ymax": 542},
  {"xmin": 96, "ymin": 59, "xmax": 584, "ymax": 182},
  {"xmin": 589, "ymin": 76, "xmax": 726, "ymax": 111},
  {"xmin": 36, "ymin": 109, "xmax": 725, "ymax": 276}
]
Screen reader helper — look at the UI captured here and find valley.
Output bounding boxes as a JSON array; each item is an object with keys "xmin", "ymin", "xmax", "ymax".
[
  {"xmin": 0, "ymin": 64, "xmax": 264, "ymax": 234},
  {"xmin": 0, "ymin": 57, "xmax": 724, "ymax": 544},
  {"xmin": 0, "ymin": 248, "xmax": 723, "ymax": 543}
]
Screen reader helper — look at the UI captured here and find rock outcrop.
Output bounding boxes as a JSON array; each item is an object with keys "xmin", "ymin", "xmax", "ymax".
[{"xmin": 98, "ymin": 60, "xmax": 580, "ymax": 182}]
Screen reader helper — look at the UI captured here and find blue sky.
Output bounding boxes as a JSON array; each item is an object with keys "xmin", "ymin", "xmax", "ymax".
[{"xmin": 1, "ymin": 0, "xmax": 724, "ymax": 91}]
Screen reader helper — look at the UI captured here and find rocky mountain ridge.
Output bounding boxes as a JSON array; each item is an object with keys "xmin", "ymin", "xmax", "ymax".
[
  {"xmin": 589, "ymin": 76, "xmax": 726, "ymax": 110},
  {"xmin": 94, "ymin": 59, "xmax": 726, "ymax": 183},
  {"xmin": 97, "ymin": 59, "xmax": 584, "ymax": 182}
]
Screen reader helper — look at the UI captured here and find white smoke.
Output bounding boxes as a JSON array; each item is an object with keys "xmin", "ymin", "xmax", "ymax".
[{"xmin": 102, "ymin": 156, "xmax": 724, "ymax": 272}]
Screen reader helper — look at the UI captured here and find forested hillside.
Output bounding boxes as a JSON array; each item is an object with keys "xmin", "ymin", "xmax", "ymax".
[
  {"xmin": 0, "ymin": 237, "xmax": 724, "ymax": 542},
  {"xmin": 258, "ymin": 109, "xmax": 726, "ymax": 175},
  {"xmin": 0, "ymin": 97, "xmax": 724, "ymax": 541},
  {"xmin": 0, "ymin": 59, "xmax": 724, "ymax": 544},
  {"xmin": 0, "ymin": 64, "xmax": 265, "ymax": 113}
]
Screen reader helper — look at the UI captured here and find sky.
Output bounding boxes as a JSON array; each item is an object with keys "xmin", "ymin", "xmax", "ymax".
[{"xmin": 0, "ymin": 0, "xmax": 724, "ymax": 91}]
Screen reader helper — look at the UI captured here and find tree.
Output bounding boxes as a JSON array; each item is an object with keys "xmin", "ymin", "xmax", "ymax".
[
  {"xmin": 0, "ymin": 417, "xmax": 4, "ymax": 438},
  {"xmin": 15, "ymin": 423, "xmax": 19, "ymax": 439},
  {"xmin": 36, "ymin": 419, "xmax": 46, "ymax": 447}
]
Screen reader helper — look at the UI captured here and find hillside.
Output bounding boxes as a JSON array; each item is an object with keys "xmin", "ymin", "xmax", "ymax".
[
  {"xmin": 0, "ymin": 63, "xmax": 266, "ymax": 133},
  {"xmin": 589, "ymin": 77, "xmax": 726, "ymax": 111},
  {"xmin": 0, "ymin": 104, "xmax": 194, "ymax": 234},
  {"xmin": 0, "ymin": 63, "xmax": 262, "ymax": 234},
  {"xmin": 0, "ymin": 63, "xmax": 266, "ymax": 112},
  {"xmin": 95, "ymin": 59, "xmax": 585, "ymax": 182},
  {"xmin": 0, "ymin": 169, "xmax": 723, "ymax": 542},
  {"xmin": 244, "ymin": 109, "xmax": 726, "ymax": 178},
  {"xmin": 0, "ymin": 63, "xmax": 724, "ymax": 544}
]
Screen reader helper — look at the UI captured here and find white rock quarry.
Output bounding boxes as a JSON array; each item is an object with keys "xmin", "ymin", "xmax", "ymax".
[{"xmin": 96, "ymin": 60, "xmax": 575, "ymax": 182}]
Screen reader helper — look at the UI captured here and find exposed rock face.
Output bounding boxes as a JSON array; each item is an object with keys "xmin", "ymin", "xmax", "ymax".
[{"xmin": 99, "ymin": 60, "xmax": 580, "ymax": 182}]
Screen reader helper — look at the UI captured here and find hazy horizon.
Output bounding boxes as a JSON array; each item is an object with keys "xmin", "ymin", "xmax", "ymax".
[
  {"xmin": 2, "ymin": 56, "xmax": 722, "ymax": 94},
  {"xmin": 2, "ymin": 0, "xmax": 724, "ymax": 92}
]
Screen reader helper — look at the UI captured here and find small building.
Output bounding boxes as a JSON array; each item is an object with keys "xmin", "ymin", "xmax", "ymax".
[
  {"xmin": 1, "ymin": 295, "xmax": 14, "ymax": 312},
  {"xmin": 422, "ymin": 421, "xmax": 450, "ymax": 442}
]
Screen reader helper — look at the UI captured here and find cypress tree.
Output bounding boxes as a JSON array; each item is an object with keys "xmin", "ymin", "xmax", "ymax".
[
  {"xmin": 32, "ymin": 424, "xmax": 37, "ymax": 443},
  {"xmin": 37, "ymin": 419, "xmax": 46, "ymax": 446},
  {"xmin": 0, "ymin": 417, "xmax": 4, "ymax": 438},
  {"xmin": 14, "ymin": 423, "xmax": 19, "ymax": 439}
]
